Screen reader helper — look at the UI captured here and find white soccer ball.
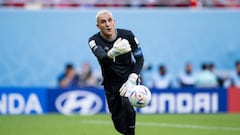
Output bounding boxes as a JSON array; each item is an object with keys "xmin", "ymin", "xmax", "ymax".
[{"xmin": 128, "ymin": 85, "xmax": 151, "ymax": 108}]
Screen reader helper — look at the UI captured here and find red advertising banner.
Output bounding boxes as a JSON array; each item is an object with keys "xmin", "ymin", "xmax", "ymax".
[{"xmin": 228, "ymin": 87, "xmax": 240, "ymax": 113}]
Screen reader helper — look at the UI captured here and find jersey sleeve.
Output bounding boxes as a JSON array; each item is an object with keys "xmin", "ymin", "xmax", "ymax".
[
  {"xmin": 128, "ymin": 31, "xmax": 144, "ymax": 74},
  {"xmin": 88, "ymin": 37, "xmax": 108, "ymax": 60}
]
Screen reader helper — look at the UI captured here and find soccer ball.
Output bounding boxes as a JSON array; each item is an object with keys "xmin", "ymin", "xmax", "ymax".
[{"xmin": 128, "ymin": 85, "xmax": 151, "ymax": 108}]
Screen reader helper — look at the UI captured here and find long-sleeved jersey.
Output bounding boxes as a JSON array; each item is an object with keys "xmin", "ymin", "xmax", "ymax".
[{"xmin": 88, "ymin": 29, "xmax": 144, "ymax": 87}]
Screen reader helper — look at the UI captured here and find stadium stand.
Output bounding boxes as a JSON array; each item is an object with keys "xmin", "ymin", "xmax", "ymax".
[{"xmin": 1, "ymin": 0, "xmax": 240, "ymax": 9}]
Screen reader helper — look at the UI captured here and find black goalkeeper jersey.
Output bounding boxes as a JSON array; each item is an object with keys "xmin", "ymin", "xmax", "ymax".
[{"xmin": 88, "ymin": 29, "xmax": 144, "ymax": 87}]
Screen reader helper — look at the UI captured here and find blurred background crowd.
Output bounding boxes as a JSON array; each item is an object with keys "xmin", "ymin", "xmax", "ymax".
[
  {"xmin": 1, "ymin": 0, "xmax": 240, "ymax": 8},
  {"xmin": 58, "ymin": 60, "xmax": 240, "ymax": 89}
]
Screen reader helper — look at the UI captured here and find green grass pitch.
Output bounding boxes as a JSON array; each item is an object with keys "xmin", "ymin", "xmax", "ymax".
[{"xmin": 0, "ymin": 114, "xmax": 239, "ymax": 135}]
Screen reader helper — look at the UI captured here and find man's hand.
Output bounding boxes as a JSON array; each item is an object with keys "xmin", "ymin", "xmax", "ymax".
[
  {"xmin": 107, "ymin": 38, "xmax": 131, "ymax": 59},
  {"xmin": 119, "ymin": 73, "xmax": 138, "ymax": 97}
]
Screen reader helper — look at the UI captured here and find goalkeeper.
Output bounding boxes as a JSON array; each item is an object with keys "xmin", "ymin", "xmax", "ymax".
[{"xmin": 88, "ymin": 10, "xmax": 144, "ymax": 135}]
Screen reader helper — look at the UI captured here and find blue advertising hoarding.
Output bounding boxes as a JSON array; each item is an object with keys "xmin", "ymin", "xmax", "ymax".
[
  {"xmin": 47, "ymin": 87, "xmax": 107, "ymax": 115},
  {"xmin": 0, "ymin": 87, "xmax": 47, "ymax": 115},
  {"xmin": 47, "ymin": 87, "xmax": 227, "ymax": 114},
  {"xmin": 138, "ymin": 88, "xmax": 227, "ymax": 114},
  {"xmin": 0, "ymin": 87, "xmax": 227, "ymax": 115}
]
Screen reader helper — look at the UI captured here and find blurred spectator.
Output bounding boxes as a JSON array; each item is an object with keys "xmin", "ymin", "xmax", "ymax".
[
  {"xmin": 151, "ymin": 64, "xmax": 173, "ymax": 89},
  {"xmin": 1, "ymin": 0, "xmax": 240, "ymax": 8},
  {"xmin": 78, "ymin": 62, "xmax": 99, "ymax": 87},
  {"xmin": 200, "ymin": 0, "xmax": 240, "ymax": 7},
  {"xmin": 177, "ymin": 62, "xmax": 196, "ymax": 88},
  {"xmin": 228, "ymin": 60, "xmax": 240, "ymax": 87},
  {"xmin": 140, "ymin": 63, "xmax": 153, "ymax": 86},
  {"xmin": 208, "ymin": 62, "xmax": 226, "ymax": 87},
  {"xmin": 195, "ymin": 63, "xmax": 218, "ymax": 88},
  {"xmin": 58, "ymin": 63, "xmax": 79, "ymax": 88}
]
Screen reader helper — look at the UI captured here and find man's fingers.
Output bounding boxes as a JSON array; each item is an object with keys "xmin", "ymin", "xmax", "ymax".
[
  {"xmin": 114, "ymin": 38, "xmax": 122, "ymax": 47},
  {"xmin": 121, "ymin": 39, "xmax": 129, "ymax": 45},
  {"xmin": 119, "ymin": 84, "xmax": 127, "ymax": 96}
]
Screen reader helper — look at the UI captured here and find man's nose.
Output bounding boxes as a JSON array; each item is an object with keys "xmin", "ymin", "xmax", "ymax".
[{"xmin": 106, "ymin": 21, "xmax": 110, "ymax": 26}]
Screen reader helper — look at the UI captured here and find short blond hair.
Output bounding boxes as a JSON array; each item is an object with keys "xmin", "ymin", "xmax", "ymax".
[{"xmin": 96, "ymin": 9, "xmax": 113, "ymax": 22}]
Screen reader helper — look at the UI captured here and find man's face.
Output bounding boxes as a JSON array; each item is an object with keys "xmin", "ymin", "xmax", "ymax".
[
  {"xmin": 97, "ymin": 12, "xmax": 115, "ymax": 38},
  {"xmin": 237, "ymin": 63, "xmax": 240, "ymax": 72},
  {"xmin": 186, "ymin": 64, "xmax": 192, "ymax": 73}
]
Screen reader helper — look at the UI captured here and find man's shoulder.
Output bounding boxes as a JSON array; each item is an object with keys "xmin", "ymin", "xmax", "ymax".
[
  {"xmin": 117, "ymin": 28, "xmax": 133, "ymax": 36},
  {"xmin": 89, "ymin": 32, "xmax": 101, "ymax": 41}
]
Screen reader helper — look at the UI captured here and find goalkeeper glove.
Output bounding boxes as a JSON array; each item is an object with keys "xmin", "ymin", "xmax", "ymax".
[
  {"xmin": 119, "ymin": 73, "xmax": 138, "ymax": 97},
  {"xmin": 107, "ymin": 38, "xmax": 131, "ymax": 59}
]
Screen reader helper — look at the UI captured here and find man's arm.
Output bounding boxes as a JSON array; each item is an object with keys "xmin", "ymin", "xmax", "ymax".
[
  {"xmin": 89, "ymin": 38, "xmax": 131, "ymax": 61},
  {"xmin": 119, "ymin": 35, "xmax": 144, "ymax": 97},
  {"xmin": 89, "ymin": 39, "xmax": 109, "ymax": 60},
  {"xmin": 127, "ymin": 31, "xmax": 144, "ymax": 74},
  {"xmin": 132, "ymin": 49, "xmax": 144, "ymax": 74}
]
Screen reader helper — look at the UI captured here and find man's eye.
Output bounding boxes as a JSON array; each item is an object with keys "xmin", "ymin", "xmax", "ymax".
[{"xmin": 100, "ymin": 20, "xmax": 106, "ymax": 24}]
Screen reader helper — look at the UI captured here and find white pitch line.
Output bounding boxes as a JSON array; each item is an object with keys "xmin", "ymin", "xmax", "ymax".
[
  {"xmin": 80, "ymin": 120, "xmax": 240, "ymax": 132},
  {"xmin": 137, "ymin": 122, "xmax": 240, "ymax": 131}
]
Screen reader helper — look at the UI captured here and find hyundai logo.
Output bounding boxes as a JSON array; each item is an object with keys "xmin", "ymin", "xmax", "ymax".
[{"xmin": 55, "ymin": 90, "xmax": 103, "ymax": 115}]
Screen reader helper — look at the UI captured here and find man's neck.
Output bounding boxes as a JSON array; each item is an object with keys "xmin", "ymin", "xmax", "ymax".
[{"xmin": 100, "ymin": 30, "xmax": 117, "ymax": 41}]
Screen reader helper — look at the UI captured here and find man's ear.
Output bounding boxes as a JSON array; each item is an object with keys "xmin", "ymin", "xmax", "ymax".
[{"xmin": 96, "ymin": 24, "xmax": 100, "ymax": 29}]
